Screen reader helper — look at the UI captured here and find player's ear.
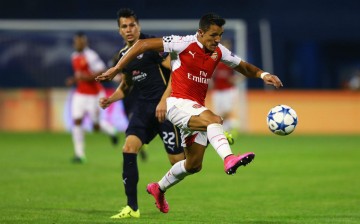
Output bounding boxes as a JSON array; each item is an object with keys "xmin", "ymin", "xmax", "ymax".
[{"xmin": 198, "ymin": 29, "xmax": 204, "ymax": 37}]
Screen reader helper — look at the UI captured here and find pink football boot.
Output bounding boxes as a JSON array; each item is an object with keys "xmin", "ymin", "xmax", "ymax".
[
  {"xmin": 224, "ymin": 152, "xmax": 255, "ymax": 175},
  {"xmin": 146, "ymin": 183, "xmax": 169, "ymax": 213}
]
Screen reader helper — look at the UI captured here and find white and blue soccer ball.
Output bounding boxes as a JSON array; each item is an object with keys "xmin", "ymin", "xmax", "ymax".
[{"xmin": 267, "ymin": 105, "xmax": 298, "ymax": 136}]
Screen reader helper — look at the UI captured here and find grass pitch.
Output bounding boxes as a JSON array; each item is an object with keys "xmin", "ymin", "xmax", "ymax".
[{"xmin": 0, "ymin": 132, "xmax": 359, "ymax": 223}]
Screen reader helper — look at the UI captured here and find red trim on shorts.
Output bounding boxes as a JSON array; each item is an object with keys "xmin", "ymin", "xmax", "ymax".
[{"xmin": 185, "ymin": 133, "xmax": 198, "ymax": 147}]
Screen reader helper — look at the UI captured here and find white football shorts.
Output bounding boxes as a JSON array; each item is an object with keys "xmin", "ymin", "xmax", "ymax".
[
  {"xmin": 71, "ymin": 92, "xmax": 104, "ymax": 122},
  {"xmin": 166, "ymin": 97, "xmax": 209, "ymax": 147},
  {"xmin": 212, "ymin": 87, "xmax": 239, "ymax": 116}
]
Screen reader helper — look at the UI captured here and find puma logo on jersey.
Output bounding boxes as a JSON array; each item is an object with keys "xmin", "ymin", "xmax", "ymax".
[{"xmin": 188, "ymin": 51, "xmax": 196, "ymax": 58}]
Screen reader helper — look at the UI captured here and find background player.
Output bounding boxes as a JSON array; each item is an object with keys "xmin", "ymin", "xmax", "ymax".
[
  {"xmin": 98, "ymin": 8, "xmax": 184, "ymax": 219},
  {"xmin": 209, "ymin": 39, "xmax": 244, "ymax": 135},
  {"xmin": 66, "ymin": 32, "xmax": 118, "ymax": 163}
]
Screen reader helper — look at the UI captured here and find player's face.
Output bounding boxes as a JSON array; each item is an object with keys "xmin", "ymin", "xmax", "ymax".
[
  {"xmin": 73, "ymin": 36, "xmax": 87, "ymax": 52},
  {"xmin": 198, "ymin": 24, "xmax": 224, "ymax": 52},
  {"xmin": 118, "ymin": 17, "xmax": 141, "ymax": 46}
]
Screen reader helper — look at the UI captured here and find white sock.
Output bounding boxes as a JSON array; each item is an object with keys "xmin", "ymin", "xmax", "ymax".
[
  {"xmin": 99, "ymin": 120, "xmax": 117, "ymax": 136},
  {"xmin": 72, "ymin": 125, "xmax": 85, "ymax": 158},
  {"xmin": 207, "ymin": 123, "xmax": 232, "ymax": 160},
  {"xmin": 158, "ymin": 160, "xmax": 190, "ymax": 191}
]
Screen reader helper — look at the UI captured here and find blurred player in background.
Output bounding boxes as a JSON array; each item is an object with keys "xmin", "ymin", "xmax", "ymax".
[
  {"xmin": 98, "ymin": 8, "xmax": 184, "ymax": 219},
  {"xmin": 97, "ymin": 13, "xmax": 282, "ymax": 213},
  {"xmin": 210, "ymin": 39, "xmax": 244, "ymax": 136},
  {"xmin": 66, "ymin": 32, "xmax": 118, "ymax": 163}
]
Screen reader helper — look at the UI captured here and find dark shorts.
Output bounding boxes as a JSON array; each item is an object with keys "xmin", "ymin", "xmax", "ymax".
[{"xmin": 126, "ymin": 101, "xmax": 183, "ymax": 155}]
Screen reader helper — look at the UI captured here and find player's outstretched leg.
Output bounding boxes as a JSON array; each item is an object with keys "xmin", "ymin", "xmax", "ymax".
[
  {"xmin": 224, "ymin": 152, "xmax": 255, "ymax": 175},
  {"xmin": 146, "ymin": 183, "xmax": 169, "ymax": 213},
  {"xmin": 110, "ymin": 205, "xmax": 140, "ymax": 219}
]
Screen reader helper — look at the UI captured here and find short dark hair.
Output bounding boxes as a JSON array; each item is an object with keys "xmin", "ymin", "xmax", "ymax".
[
  {"xmin": 117, "ymin": 8, "xmax": 139, "ymax": 27},
  {"xmin": 74, "ymin": 31, "xmax": 86, "ymax": 38},
  {"xmin": 199, "ymin": 13, "xmax": 226, "ymax": 32}
]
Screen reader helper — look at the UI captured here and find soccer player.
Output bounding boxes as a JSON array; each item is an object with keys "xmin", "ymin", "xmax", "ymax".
[
  {"xmin": 98, "ymin": 8, "xmax": 185, "ymax": 219},
  {"xmin": 96, "ymin": 13, "xmax": 283, "ymax": 213},
  {"xmin": 66, "ymin": 32, "xmax": 118, "ymax": 163},
  {"xmin": 210, "ymin": 39, "xmax": 244, "ymax": 134},
  {"xmin": 110, "ymin": 52, "xmax": 149, "ymax": 162}
]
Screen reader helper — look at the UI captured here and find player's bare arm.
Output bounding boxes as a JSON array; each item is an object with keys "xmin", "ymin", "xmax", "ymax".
[
  {"xmin": 156, "ymin": 75, "xmax": 172, "ymax": 123},
  {"xmin": 95, "ymin": 38, "xmax": 164, "ymax": 82},
  {"xmin": 234, "ymin": 60, "xmax": 283, "ymax": 88},
  {"xmin": 161, "ymin": 55, "xmax": 171, "ymax": 70},
  {"xmin": 99, "ymin": 79, "xmax": 127, "ymax": 109}
]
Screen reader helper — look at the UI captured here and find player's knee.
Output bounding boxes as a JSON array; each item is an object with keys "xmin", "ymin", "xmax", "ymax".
[
  {"xmin": 122, "ymin": 144, "xmax": 139, "ymax": 153},
  {"xmin": 203, "ymin": 115, "xmax": 223, "ymax": 127},
  {"xmin": 168, "ymin": 153, "xmax": 186, "ymax": 165},
  {"xmin": 211, "ymin": 115, "xmax": 223, "ymax": 125},
  {"xmin": 169, "ymin": 158, "xmax": 179, "ymax": 166},
  {"xmin": 186, "ymin": 164, "xmax": 202, "ymax": 174}
]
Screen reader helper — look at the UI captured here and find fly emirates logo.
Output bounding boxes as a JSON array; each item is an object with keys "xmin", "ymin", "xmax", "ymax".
[{"xmin": 187, "ymin": 71, "xmax": 210, "ymax": 84}]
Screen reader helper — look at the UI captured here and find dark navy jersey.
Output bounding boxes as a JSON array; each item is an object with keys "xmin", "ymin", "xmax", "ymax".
[
  {"xmin": 117, "ymin": 33, "xmax": 170, "ymax": 102},
  {"xmin": 115, "ymin": 34, "xmax": 184, "ymax": 155}
]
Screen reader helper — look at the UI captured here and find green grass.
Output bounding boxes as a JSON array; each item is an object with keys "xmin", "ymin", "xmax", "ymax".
[{"xmin": 0, "ymin": 132, "xmax": 360, "ymax": 224}]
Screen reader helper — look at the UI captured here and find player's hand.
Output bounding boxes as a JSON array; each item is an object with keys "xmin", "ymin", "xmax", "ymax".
[
  {"xmin": 99, "ymin": 97, "xmax": 112, "ymax": 109},
  {"xmin": 95, "ymin": 67, "xmax": 119, "ymax": 82},
  {"xmin": 263, "ymin": 74, "xmax": 283, "ymax": 89},
  {"xmin": 156, "ymin": 101, "xmax": 167, "ymax": 123}
]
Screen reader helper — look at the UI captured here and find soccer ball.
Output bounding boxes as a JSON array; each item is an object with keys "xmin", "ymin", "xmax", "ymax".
[{"xmin": 267, "ymin": 105, "xmax": 298, "ymax": 136}]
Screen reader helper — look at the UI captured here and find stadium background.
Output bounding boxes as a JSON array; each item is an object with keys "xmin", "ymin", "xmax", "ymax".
[
  {"xmin": 1, "ymin": 0, "xmax": 360, "ymax": 133},
  {"xmin": 1, "ymin": 1, "xmax": 360, "ymax": 223}
]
